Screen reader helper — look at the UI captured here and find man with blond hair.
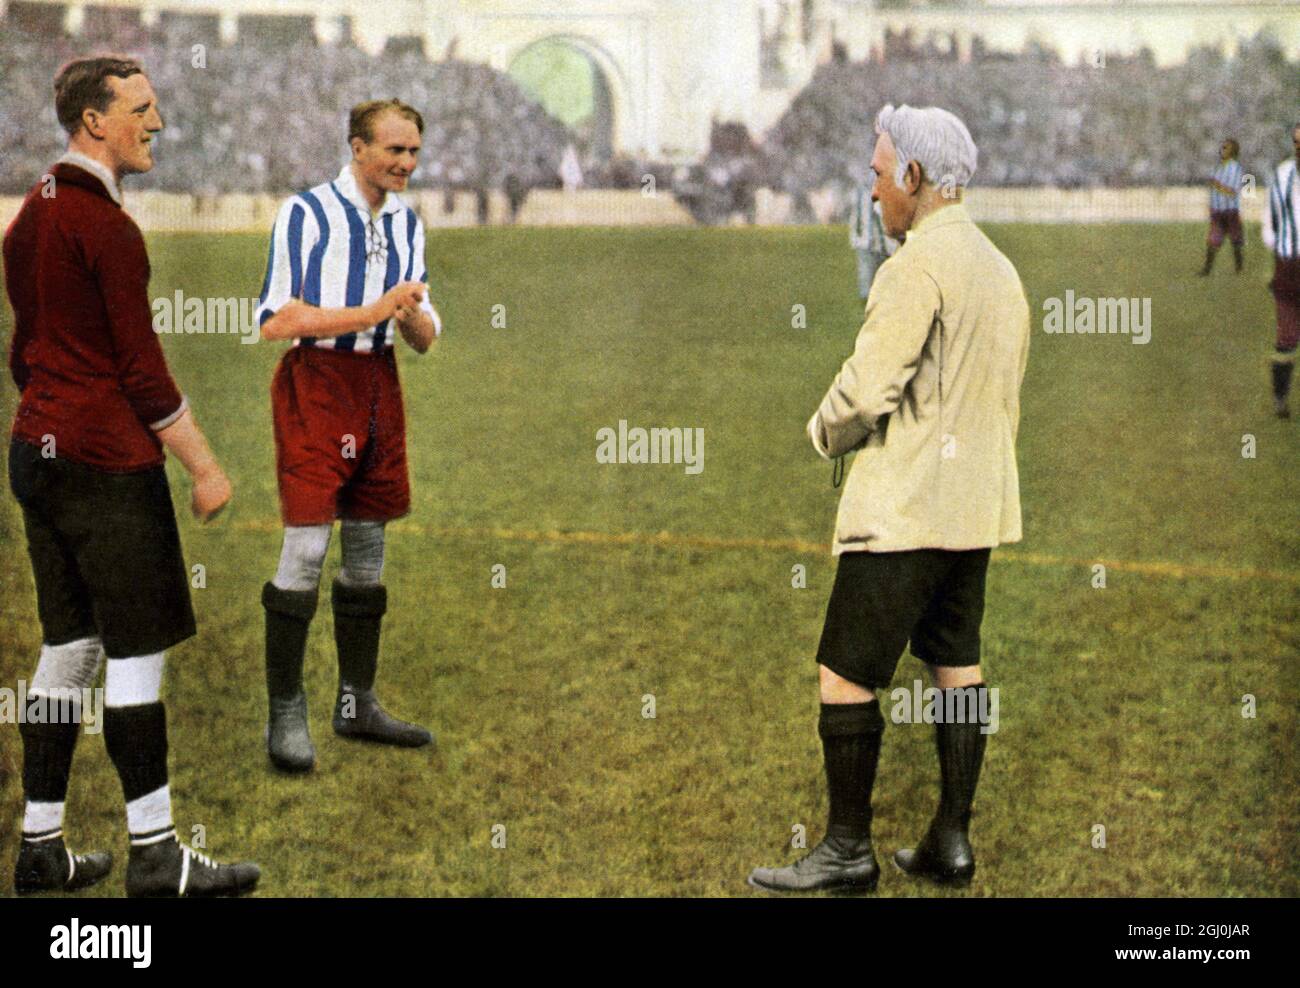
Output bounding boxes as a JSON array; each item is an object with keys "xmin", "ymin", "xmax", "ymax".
[
  {"xmin": 256, "ymin": 98, "xmax": 441, "ymax": 773},
  {"xmin": 749, "ymin": 104, "xmax": 1030, "ymax": 893}
]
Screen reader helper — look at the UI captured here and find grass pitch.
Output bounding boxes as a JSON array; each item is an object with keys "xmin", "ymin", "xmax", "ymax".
[{"xmin": 1, "ymin": 223, "xmax": 1296, "ymax": 896}]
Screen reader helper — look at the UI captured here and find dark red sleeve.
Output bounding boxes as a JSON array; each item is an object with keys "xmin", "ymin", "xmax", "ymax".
[
  {"xmin": 93, "ymin": 218, "xmax": 185, "ymax": 428},
  {"xmin": 4, "ymin": 211, "xmax": 34, "ymax": 392},
  {"xmin": 6, "ymin": 295, "xmax": 32, "ymax": 393}
]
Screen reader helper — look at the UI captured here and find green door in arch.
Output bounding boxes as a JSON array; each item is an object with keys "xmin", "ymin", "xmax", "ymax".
[{"xmin": 508, "ymin": 38, "xmax": 613, "ymax": 157}]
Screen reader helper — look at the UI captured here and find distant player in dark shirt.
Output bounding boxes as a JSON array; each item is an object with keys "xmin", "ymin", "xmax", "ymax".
[{"xmin": 5, "ymin": 57, "xmax": 258, "ymax": 896}]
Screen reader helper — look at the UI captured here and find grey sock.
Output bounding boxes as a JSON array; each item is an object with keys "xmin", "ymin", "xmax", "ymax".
[{"xmin": 338, "ymin": 520, "xmax": 385, "ymax": 588}]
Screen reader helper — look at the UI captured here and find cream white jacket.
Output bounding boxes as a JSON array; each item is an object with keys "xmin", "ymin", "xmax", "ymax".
[{"xmin": 809, "ymin": 203, "xmax": 1030, "ymax": 553}]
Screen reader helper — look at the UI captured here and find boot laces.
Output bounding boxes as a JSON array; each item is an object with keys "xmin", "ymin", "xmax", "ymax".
[{"xmin": 184, "ymin": 843, "xmax": 217, "ymax": 870}]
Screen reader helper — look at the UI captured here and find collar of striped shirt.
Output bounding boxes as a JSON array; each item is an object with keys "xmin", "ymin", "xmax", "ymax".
[
  {"xmin": 331, "ymin": 163, "xmax": 405, "ymax": 218},
  {"xmin": 57, "ymin": 150, "xmax": 123, "ymax": 206}
]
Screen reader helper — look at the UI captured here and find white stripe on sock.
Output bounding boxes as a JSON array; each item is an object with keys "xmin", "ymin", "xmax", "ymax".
[
  {"xmin": 22, "ymin": 800, "xmax": 65, "ymax": 834},
  {"xmin": 105, "ymin": 652, "xmax": 165, "ymax": 707},
  {"xmin": 130, "ymin": 828, "xmax": 177, "ymax": 847},
  {"xmin": 125, "ymin": 784, "xmax": 173, "ymax": 836}
]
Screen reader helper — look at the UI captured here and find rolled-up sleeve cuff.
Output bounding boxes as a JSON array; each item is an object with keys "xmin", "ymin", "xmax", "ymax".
[
  {"xmin": 419, "ymin": 296, "xmax": 442, "ymax": 338},
  {"xmin": 149, "ymin": 395, "xmax": 188, "ymax": 431},
  {"xmin": 807, "ymin": 412, "xmax": 833, "ymax": 461}
]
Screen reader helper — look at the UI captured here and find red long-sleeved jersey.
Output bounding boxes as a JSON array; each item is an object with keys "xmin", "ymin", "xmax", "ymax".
[{"xmin": 4, "ymin": 161, "xmax": 184, "ymax": 472}]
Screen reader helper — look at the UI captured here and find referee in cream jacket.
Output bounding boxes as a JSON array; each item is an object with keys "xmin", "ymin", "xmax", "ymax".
[{"xmin": 750, "ymin": 104, "xmax": 1030, "ymax": 894}]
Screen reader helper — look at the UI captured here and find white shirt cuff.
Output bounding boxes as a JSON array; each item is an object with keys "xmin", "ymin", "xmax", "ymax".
[
  {"xmin": 807, "ymin": 412, "xmax": 832, "ymax": 461},
  {"xmin": 150, "ymin": 396, "xmax": 188, "ymax": 431},
  {"xmin": 418, "ymin": 295, "xmax": 442, "ymax": 338}
]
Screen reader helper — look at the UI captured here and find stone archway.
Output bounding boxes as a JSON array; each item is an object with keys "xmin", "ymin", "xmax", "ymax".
[{"xmin": 507, "ymin": 34, "xmax": 627, "ymax": 159}]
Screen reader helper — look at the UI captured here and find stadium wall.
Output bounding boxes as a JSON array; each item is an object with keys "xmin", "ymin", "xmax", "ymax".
[
  {"xmin": 0, "ymin": 186, "xmax": 1267, "ymax": 232},
  {"xmin": 759, "ymin": 185, "xmax": 1272, "ymax": 226}
]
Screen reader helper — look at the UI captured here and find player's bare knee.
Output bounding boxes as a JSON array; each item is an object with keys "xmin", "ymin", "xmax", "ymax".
[
  {"xmin": 818, "ymin": 663, "xmax": 875, "ymax": 703},
  {"xmin": 928, "ymin": 663, "xmax": 984, "ymax": 690}
]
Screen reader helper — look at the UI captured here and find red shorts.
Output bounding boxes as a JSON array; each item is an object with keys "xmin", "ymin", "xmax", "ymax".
[
  {"xmin": 1271, "ymin": 258, "xmax": 1300, "ymax": 352},
  {"xmin": 1208, "ymin": 210, "xmax": 1243, "ymax": 247},
  {"xmin": 271, "ymin": 345, "xmax": 410, "ymax": 526}
]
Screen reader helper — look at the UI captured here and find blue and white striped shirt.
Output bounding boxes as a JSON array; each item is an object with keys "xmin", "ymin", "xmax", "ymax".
[
  {"xmin": 848, "ymin": 185, "xmax": 898, "ymax": 255},
  {"xmin": 1209, "ymin": 158, "xmax": 1244, "ymax": 212},
  {"xmin": 1263, "ymin": 158, "xmax": 1299, "ymax": 260},
  {"xmin": 256, "ymin": 165, "xmax": 438, "ymax": 352}
]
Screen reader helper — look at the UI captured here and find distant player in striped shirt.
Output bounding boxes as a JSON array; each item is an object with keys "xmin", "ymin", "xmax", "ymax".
[
  {"xmin": 256, "ymin": 99, "xmax": 441, "ymax": 771},
  {"xmin": 1199, "ymin": 139, "xmax": 1245, "ymax": 276},
  {"xmin": 1261, "ymin": 122, "xmax": 1300, "ymax": 418},
  {"xmin": 848, "ymin": 182, "xmax": 898, "ymax": 300}
]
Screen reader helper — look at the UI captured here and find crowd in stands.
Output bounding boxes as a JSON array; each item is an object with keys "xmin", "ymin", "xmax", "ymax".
[
  {"xmin": 0, "ymin": 11, "xmax": 574, "ymax": 196},
  {"xmin": 2, "ymin": 9, "xmax": 1297, "ymax": 224},
  {"xmin": 764, "ymin": 29, "xmax": 1300, "ymax": 207}
]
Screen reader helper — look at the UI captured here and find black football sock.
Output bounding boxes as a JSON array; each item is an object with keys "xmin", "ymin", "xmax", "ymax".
[
  {"xmin": 1232, "ymin": 243, "xmax": 1244, "ymax": 272},
  {"xmin": 103, "ymin": 702, "xmax": 174, "ymax": 843},
  {"xmin": 263, "ymin": 582, "xmax": 318, "ymax": 700},
  {"xmin": 19, "ymin": 703, "xmax": 79, "ymax": 839},
  {"xmin": 332, "ymin": 580, "xmax": 386, "ymax": 693},
  {"xmin": 1201, "ymin": 244, "xmax": 1217, "ymax": 273},
  {"xmin": 934, "ymin": 685, "xmax": 989, "ymax": 832},
  {"xmin": 818, "ymin": 700, "xmax": 885, "ymax": 841},
  {"xmin": 1272, "ymin": 359, "xmax": 1294, "ymax": 402}
]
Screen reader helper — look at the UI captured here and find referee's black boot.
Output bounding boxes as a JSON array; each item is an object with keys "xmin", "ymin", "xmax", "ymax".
[
  {"xmin": 331, "ymin": 580, "xmax": 434, "ymax": 749},
  {"xmin": 14, "ymin": 833, "xmax": 112, "ymax": 894},
  {"xmin": 262, "ymin": 582, "xmax": 319, "ymax": 773},
  {"xmin": 895, "ymin": 707, "xmax": 987, "ymax": 888},
  {"xmin": 126, "ymin": 833, "xmax": 260, "ymax": 898},
  {"xmin": 748, "ymin": 827, "xmax": 879, "ymax": 894},
  {"xmin": 894, "ymin": 822, "xmax": 976, "ymax": 887}
]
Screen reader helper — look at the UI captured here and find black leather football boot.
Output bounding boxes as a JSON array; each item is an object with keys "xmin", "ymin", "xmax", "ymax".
[
  {"xmin": 748, "ymin": 830, "xmax": 879, "ymax": 894},
  {"xmin": 14, "ymin": 834, "xmax": 112, "ymax": 894}
]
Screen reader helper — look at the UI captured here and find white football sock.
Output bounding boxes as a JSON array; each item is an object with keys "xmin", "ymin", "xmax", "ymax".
[
  {"xmin": 125, "ymin": 785, "xmax": 174, "ymax": 842},
  {"xmin": 104, "ymin": 652, "xmax": 165, "ymax": 707},
  {"xmin": 31, "ymin": 636, "xmax": 104, "ymax": 691},
  {"xmin": 22, "ymin": 800, "xmax": 64, "ymax": 837}
]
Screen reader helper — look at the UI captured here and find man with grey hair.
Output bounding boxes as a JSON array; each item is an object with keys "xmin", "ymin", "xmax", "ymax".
[{"xmin": 749, "ymin": 105, "xmax": 1030, "ymax": 893}]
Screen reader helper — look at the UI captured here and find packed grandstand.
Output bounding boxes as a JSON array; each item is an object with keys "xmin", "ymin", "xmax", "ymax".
[{"xmin": 2, "ymin": 6, "xmax": 1297, "ymax": 224}]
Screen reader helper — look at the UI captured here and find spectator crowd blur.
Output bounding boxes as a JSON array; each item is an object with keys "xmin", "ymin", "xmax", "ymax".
[
  {"xmin": 0, "ymin": 11, "xmax": 575, "ymax": 196},
  {"xmin": 764, "ymin": 29, "xmax": 1300, "ymax": 208},
  {"xmin": 2, "ymin": 10, "xmax": 1297, "ymax": 224}
]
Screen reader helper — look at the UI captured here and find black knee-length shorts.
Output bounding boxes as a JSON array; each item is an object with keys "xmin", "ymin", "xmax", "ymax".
[
  {"xmin": 9, "ymin": 439, "xmax": 196, "ymax": 658},
  {"xmin": 815, "ymin": 547, "xmax": 992, "ymax": 690}
]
